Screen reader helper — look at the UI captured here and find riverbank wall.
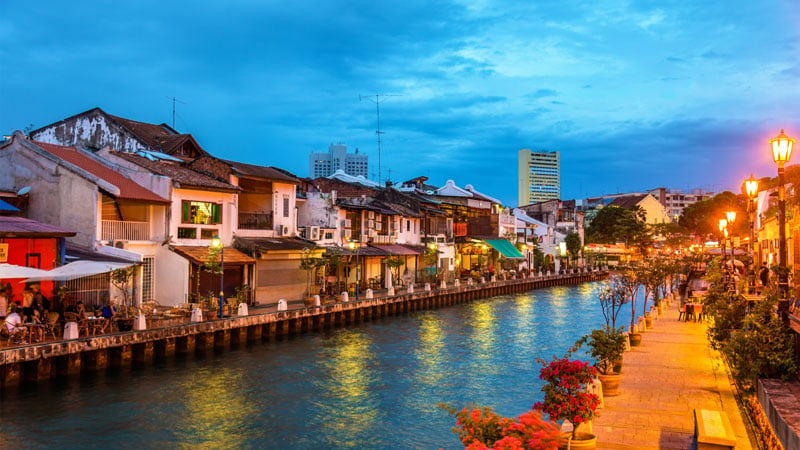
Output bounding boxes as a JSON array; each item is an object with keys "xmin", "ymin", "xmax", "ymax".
[{"xmin": 0, "ymin": 271, "xmax": 606, "ymax": 388}]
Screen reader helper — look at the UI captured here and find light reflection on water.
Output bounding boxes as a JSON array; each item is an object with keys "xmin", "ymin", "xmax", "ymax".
[{"xmin": 1, "ymin": 282, "xmax": 611, "ymax": 450}]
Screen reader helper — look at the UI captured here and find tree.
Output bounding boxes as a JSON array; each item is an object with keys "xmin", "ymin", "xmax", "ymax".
[
  {"xmin": 586, "ymin": 205, "xmax": 651, "ymax": 254},
  {"xmin": 565, "ymin": 231, "xmax": 582, "ymax": 267},
  {"xmin": 383, "ymin": 256, "xmax": 404, "ymax": 286},
  {"xmin": 678, "ymin": 191, "xmax": 746, "ymax": 241},
  {"xmin": 110, "ymin": 266, "xmax": 137, "ymax": 316},
  {"xmin": 299, "ymin": 248, "xmax": 325, "ymax": 297}
]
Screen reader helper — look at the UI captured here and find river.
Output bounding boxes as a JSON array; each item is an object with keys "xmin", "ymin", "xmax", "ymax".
[{"xmin": 1, "ymin": 281, "xmax": 644, "ymax": 449}]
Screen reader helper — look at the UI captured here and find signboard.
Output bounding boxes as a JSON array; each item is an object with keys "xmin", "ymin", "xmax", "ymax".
[{"xmin": 0, "ymin": 243, "xmax": 7, "ymax": 262}]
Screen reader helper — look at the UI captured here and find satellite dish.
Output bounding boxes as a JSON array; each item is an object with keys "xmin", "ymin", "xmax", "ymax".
[{"xmin": 17, "ymin": 186, "xmax": 31, "ymax": 196}]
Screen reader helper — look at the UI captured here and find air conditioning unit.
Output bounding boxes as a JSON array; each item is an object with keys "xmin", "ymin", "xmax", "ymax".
[
  {"xmin": 113, "ymin": 240, "xmax": 129, "ymax": 249},
  {"xmin": 310, "ymin": 226, "xmax": 320, "ymax": 240},
  {"xmin": 344, "ymin": 219, "xmax": 352, "ymax": 228},
  {"xmin": 344, "ymin": 229, "xmax": 352, "ymax": 239},
  {"xmin": 361, "ymin": 234, "xmax": 369, "ymax": 242},
  {"xmin": 368, "ymin": 211, "xmax": 375, "ymax": 219},
  {"xmin": 375, "ymin": 222, "xmax": 382, "ymax": 231},
  {"xmin": 278, "ymin": 225, "xmax": 290, "ymax": 236},
  {"xmin": 368, "ymin": 219, "xmax": 374, "ymax": 229},
  {"xmin": 369, "ymin": 230, "xmax": 377, "ymax": 238}
]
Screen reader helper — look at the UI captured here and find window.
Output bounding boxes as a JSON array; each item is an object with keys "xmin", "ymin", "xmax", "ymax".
[
  {"xmin": 200, "ymin": 229, "xmax": 218, "ymax": 239},
  {"xmin": 177, "ymin": 227, "xmax": 197, "ymax": 239},
  {"xmin": 283, "ymin": 195, "xmax": 290, "ymax": 218},
  {"xmin": 142, "ymin": 256, "xmax": 155, "ymax": 302},
  {"xmin": 181, "ymin": 201, "xmax": 221, "ymax": 225},
  {"xmin": 407, "ymin": 220, "xmax": 411, "ymax": 232}
]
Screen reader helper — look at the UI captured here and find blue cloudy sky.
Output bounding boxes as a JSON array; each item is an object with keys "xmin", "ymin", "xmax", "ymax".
[{"xmin": 2, "ymin": 0, "xmax": 799, "ymax": 205}]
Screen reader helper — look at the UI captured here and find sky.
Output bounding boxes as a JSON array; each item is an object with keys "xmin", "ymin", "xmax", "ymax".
[{"xmin": 2, "ymin": 0, "xmax": 799, "ymax": 206}]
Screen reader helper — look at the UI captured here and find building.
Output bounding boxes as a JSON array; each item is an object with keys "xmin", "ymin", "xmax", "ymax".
[
  {"xmin": 308, "ymin": 144, "xmax": 368, "ymax": 179},
  {"xmin": 518, "ymin": 149, "xmax": 560, "ymax": 206},
  {"xmin": 646, "ymin": 187, "xmax": 715, "ymax": 222}
]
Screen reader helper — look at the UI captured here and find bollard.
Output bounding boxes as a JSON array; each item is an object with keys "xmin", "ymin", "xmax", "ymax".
[
  {"xmin": 490, "ymin": 275, "xmax": 497, "ymax": 282},
  {"xmin": 365, "ymin": 289, "xmax": 374, "ymax": 299},
  {"xmin": 133, "ymin": 314, "xmax": 147, "ymax": 330},
  {"xmin": 387, "ymin": 286, "xmax": 395, "ymax": 296},
  {"xmin": 407, "ymin": 284, "xmax": 414, "ymax": 294},
  {"xmin": 237, "ymin": 303, "xmax": 249, "ymax": 316},
  {"xmin": 191, "ymin": 308, "xmax": 204, "ymax": 322},
  {"xmin": 424, "ymin": 283, "xmax": 431, "ymax": 291},
  {"xmin": 440, "ymin": 280, "xmax": 447, "ymax": 289},
  {"xmin": 480, "ymin": 277, "xmax": 486, "ymax": 284},
  {"xmin": 313, "ymin": 295, "xmax": 321, "ymax": 307},
  {"xmin": 340, "ymin": 292, "xmax": 349, "ymax": 302},
  {"xmin": 454, "ymin": 279, "xmax": 460, "ymax": 287},
  {"xmin": 277, "ymin": 298, "xmax": 288, "ymax": 311},
  {"xmin": 622, "ymin": 331, "xmax": 631, "ymax": 351},
  {"xmin": 467, "ymin": 278, "xmax": 474, "ymax": 286}
]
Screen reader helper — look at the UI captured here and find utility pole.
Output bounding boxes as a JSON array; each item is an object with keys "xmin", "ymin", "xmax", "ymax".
[
  {"xmin": 359, "ymin": 93, "xmax": 400, "ymax": 184},
  {"xmin": 166, "ymin": 96, "xmax": 186, "ymax": 129}
]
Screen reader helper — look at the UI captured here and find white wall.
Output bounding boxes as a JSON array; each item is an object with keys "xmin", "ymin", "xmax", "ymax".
[
  {"xmin": 155, "ymin": 244, "xmax": 190, "ymax": 306},
  {"xmin": 171, "ymin": 188, "xmax": 237, "ymax": 246}
]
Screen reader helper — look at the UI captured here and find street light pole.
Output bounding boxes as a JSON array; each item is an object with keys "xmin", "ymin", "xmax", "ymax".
[
  {"xmin": 726, "ymin": 210, "xmax": 737, "ymax": 290},
  {"xmin": 212, "ymin": 235, "xmax": 225, "ymax": 319},
  {"xmin": 348, "ymin": 240, "xmax": 360, "ymax": 300},
  {"xmin": 770, "ymin": 130, "xmax": 795, "ymax": 298},
  {"xmin": 744, "ymin": 175, "xmax": 759, "ymax": 294},
  {"xmin": 719, "ymin": 218, "xmax": 728, "ymax": 288}
]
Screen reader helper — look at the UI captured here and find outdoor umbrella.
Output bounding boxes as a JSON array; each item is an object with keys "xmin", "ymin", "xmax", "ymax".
[
  {"xmin": 0, "ymin": 263, "xmax": 50, "ymax": 279},
  {"xmin": 23, "ymin": 260, "xmax": 136, "ymax": 282}
]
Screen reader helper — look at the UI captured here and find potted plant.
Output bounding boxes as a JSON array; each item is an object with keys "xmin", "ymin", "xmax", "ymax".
[
  {"xmin": 573, "ymin": 326, "xmax": 626, "ymax": 396},
  {"xmin": 534, "ymin": 356, "xmax": 600, "ymax": 449},
  {"xmin": 441, "ymin": 403, "xmax": 561, "ymax": 449}
]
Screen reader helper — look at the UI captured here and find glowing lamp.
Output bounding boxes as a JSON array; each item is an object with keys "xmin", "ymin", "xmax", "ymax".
[
  {"xmin": 744, "ymin": 174, "xmax": 759, "ymax": 199},
  {"xmin": 770, "ymin": 129, "xmax": 795, "ymax": 166},
  {"xmin": 726, "ymin": 210, "xmax": 736, "ymax": 224}
]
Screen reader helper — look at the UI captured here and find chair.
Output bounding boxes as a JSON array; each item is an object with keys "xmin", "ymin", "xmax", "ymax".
[
  {"xmin": 685, "ymin": 304, "xmax": 695, "ymax": 322},
  {"xmin": 1, "ymin": 323, "xmax": 28, "ymax": 345},
  {"xmin": 63, "ymin": 312, "xmax": 88, "ymax": 336},
  {"xmin": 693, "ymin": 304, "xmax": 703, "ymax": 322},
  {"xmin": 46, "ymin": 312, "xmax": 60, "ymax": 340},
  {"xmin": 678, "ymin": 304, "xmax": 687, "ymax": 321}
]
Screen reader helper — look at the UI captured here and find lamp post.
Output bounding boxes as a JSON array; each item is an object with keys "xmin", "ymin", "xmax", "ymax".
[
  {"xmin": 719, "ymin": 218, "xmax": 728, "ymax": 287},
  {"xmin": 744, "ymin": 175, "xmax": 759, "ymax": 293},
  {"xmin": 726, "ymin": 210, "xmax": 737, "ymax": 289},
  {"xmin": 770, "ymin": 129, "xmax": 795, "ymax": 298},
  {"xmin": 348, "ymin": 240, "xmax": 360, "ymax": 300},
  {"xmin": 211, "ymin": 235, "xmax": 225, "ymax": 319}
]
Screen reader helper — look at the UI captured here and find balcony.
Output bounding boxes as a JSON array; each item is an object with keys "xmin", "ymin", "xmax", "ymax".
[
  {"xmin": 101, "ymin": 220, "xmax": 151, "ymax": 241},
  {"xmin": 239, "ymin": 211, "xmax": 274, "ymax": 230},
  {"xmin": 372, "ymin": 234, "xmax": 397, "ymax": 244}
]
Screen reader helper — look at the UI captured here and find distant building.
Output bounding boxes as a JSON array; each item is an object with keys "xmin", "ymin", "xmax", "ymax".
[
  {"xmin": 646, "ymin": 187, "xmax": 715, "ymax": 221},
  {"xmin": 309, "ymin": 143, "xmax": 368, "ymax": 179},
  {"xmin": 518, "ymin": 149, "xmax": 560, "ymax": 206}
]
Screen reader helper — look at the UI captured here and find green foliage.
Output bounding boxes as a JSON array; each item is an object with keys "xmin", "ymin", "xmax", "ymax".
[
  {"xmin": 723, "ymin": 298, "xmax": 798, "ymax": 391},
  {"xmin": 573, "ymin": 326, "xmax": 627, "ymax": 375},
  {"xmin": 110, "ymin": 266, "xmax": 137, "ymax": 311},
  {"xmin": 586, "ymin": 205, "xmax": 651, "ymax": 254},
  {"xmin": 565, "ymin": 231, "xmax": 582, "ymax": 262},
  {"xmin": 596, "ymin": 277, "xmax": 630, "ymax": 329},
  {"xmin": 704, "ymin": 290, "xmax": 747, "ymax": 349},
  {"xmin": 678, "ymin": 191, "xmax": 746, "ymax": 240},
  {"xmin": 203, "ymin": 247, "xmax": 222, "ymax": 274},
  {"xmin": 382, "ymin": 256, "xmax": 404, "ymax": 285},
  {"xmin": 299, "ymin": 248, "xmax": 326, "ymax": 296}
]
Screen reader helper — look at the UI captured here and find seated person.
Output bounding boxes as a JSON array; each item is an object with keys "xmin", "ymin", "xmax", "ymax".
[
  {"xmin": 101, "ymin": 301, "xmax": 118, "ymax": 319},
  {"xmin": 75, "ymin": 301, "xmax": 86, "ymax": 317},
  {"xmin": 4, "ymin": 306, "xmax": 28, "ymax": 344}
]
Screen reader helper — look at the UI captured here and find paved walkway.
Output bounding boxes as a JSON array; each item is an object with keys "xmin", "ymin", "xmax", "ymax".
[{"xmin": 592, "ymin": 299, "xmax": 755, "ymax": 449}]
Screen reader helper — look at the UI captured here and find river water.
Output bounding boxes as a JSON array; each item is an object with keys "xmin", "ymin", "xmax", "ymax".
[{"xmin": 1, "ymin": 281, "xmax": 644, "ymax": 449}]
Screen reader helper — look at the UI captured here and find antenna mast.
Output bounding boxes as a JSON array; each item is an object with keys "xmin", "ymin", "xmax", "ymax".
[
  {"xmin": 360, "ymin": 93, "xmax": 400, "ymax": 184},
  {"xmin": 166, "ymin": 96, "xmax": 186, "ymax": 129}
]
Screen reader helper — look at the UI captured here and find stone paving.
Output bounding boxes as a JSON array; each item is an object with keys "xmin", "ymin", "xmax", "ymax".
[{"xmin": 592, "ymin": 299, "xmax": 755, "ymax": 449}]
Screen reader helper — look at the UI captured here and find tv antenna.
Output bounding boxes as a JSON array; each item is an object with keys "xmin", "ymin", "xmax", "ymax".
[
  {"xmin": 360, "ymin": 93, "xmax": 400, "ymax": 184},
  {"xmin": 166, "ymin": 96, "xmax": 186, "ymax": 129}
]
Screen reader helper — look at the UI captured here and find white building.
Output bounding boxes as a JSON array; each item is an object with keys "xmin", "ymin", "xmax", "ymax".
[
  {"xmin": 308, "ymin": 143, "xmax": 368, "ymax": 179},
  {"xmin": 647, "ymin": 187, "xmax": 715, "ymax": 221}
]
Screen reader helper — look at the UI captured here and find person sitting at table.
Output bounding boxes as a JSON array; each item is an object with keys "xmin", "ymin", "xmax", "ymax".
[
  {"xmin": 4, "ymin": 305, "xmax": 28, "ymax": 344},
  {"xmin": 75, "ymin": 301, "xmax": 86, "ymax": 317},
  {"xmin": 31, "ymin": 284, "xmax": 50, "ymax": 314},
  {"xmin": 21, "ymin": 287, "xmax": 35, "ymax": 322},
  {"xmin": 0, "ymin": 285, "xmax": 8, "ymax": 318},
  {"xmin": 101, "ymin": 300, "xmax": 117, "ymax": 319}
]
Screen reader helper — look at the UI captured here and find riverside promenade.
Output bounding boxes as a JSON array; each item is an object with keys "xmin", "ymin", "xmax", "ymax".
[{"xmin": 593, "ymin": 299, "xmax": 756, "ymax": 449}]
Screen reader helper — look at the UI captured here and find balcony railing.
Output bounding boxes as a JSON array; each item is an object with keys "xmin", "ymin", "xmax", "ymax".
[
  {"xmin": 372, "ymin": 234, "xmax": 397, "ymax": 244},
  {"xmin": 101, "ymin": 220, "xmax": 151, "ymax": 241},
  {"xmin": 239, "ymin": 211, "xmax": 273, "ymax": 230}
]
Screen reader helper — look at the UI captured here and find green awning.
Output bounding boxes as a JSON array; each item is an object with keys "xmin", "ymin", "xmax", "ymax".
[{"xmin": 485, "ymin": 239, "xmax": 524, "ymax": 258}]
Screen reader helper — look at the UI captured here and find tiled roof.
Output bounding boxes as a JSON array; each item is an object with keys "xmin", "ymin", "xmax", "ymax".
[
  {"xmin": 235, "ymin": 237, "xmax": 316, "ymax": 252},
  {"xmin": 171, "ymin": 245, "xmax": 255, "ymax": 265},
  {"xmin": 34, "ymin": 141, "xmax": 170, "ymax": 204},
  {"xmin": 114, "ymin": 152, "xmax": 240, "ymax": 192},
  {"xmin": 609, "ymin": 194, "xmax": 648, "ymax": 208},
  {"xmin": 0, "ymin": 215, "xmax": 76, "ymax": 237},
  {"xmin": 107, "ymin": 114, "xmax": 176, "ymax": 150},
  {"xmin": 224, "ymin": 159, "xmax": 300, "ymax": 184}
]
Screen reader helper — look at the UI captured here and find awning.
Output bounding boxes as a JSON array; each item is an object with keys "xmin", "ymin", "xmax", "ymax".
[
  {"xmin": 371, "ymin": 244, "xmax": 421, "ymax": 256},
  {"xmin": 485, "ymin": 239, "xmax": 524, "ymax": 258},
  {"xmin": 23, "ymin": 260, "xmax": 137, "ymax": 281},
  {"xmin": 171, "ymin": 245, "xmax": 256, "ymax": 265},
  {"xmin": 0, "ymin": 263, "xmax": 50, "ymax": 279}
]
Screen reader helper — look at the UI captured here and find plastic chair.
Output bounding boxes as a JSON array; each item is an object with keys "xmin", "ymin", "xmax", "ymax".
[
  {"xmin": 46, "ymin": 312, "xmax": 60, "ymax": 340},
  {"xmin": 693, "ymin": 304, "xmax": 703, "ymax": 322},
  {"xmin": 678, "ymin": 305, "xmax": 686, "ymax": 321}
]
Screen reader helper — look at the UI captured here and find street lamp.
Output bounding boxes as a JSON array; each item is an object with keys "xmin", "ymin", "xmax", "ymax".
[
  {"xmin": 348, "ymin": 240, "xmax": 360, "ymax": 300},
  {"xmin": 521, "ymin": 243, "xmax": 532, "ymax": 276},
  {"xmin": 211, "ymin": 234, "xmax": 224, "ymax": 319},
  {"xmin": 744, "ymin": 174, "xmax": 759, "ymax": 293},
  {"xmin": 726, "ymin": 210, "xmax": 737, "ymax": 289},
  {"xmin": 559, "ymin": 241, "xmax": 567, "ymax": 273},
  {"xmin": 718, "ymin": 219, "xmax": 728, "ymax": 287},
  {"xmin": 770, "ymin": 129, "xmax": 795, "ymax": 298}
]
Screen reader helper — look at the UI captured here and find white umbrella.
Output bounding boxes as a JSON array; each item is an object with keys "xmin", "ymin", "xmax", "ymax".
[
  {"xmin": 0, "ymin": 263, "xmax": 50, "ymax": 279},
  {"xmin": 24, "ymin": 260, "xmax": 136, "ymax": 281}
]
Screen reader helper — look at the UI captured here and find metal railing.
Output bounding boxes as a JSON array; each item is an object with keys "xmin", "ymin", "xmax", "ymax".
[
  {"xmin": 238, "ymin": 211, "xmax": 273, "ymax": 230},
  {"xmin": 101, "ymin": 220, "xmax": 151, "ymax": 241}
]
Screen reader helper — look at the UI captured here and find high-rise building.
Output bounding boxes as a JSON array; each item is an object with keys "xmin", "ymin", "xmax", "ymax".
[
  {"xmin": 647, "ymin": 187, "xmax": 715, "ymax": 221},
  {"xmin": 518, "ymin": 149, "xmax": 560, "ymax": 206},
  {"xmin": 309, "ymin": 143, "xmax": 368, "ymax": 179}
]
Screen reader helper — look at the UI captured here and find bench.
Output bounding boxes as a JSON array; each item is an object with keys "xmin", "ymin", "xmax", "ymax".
[{"xmin": 694, "ymin": 408, "xmax": 737, "ymax": 449}]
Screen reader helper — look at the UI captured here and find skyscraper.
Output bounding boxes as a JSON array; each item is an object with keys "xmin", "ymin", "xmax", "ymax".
[
  {"xmin": 518, "ymin": 149, "xmax": 560, "ymax": 206},
  {"xmin": 309, "ymin": 143, "xmax": 369, "ymax": 179}
]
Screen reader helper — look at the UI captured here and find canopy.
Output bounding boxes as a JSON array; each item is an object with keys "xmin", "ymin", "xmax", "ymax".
[
  {"xmin": 0, "ymin": 263, "xmax": 50, "ymax": 279},
  {"xmin": 485, "ymin": 239, "xmax": 524, "ymax": 258},
  {"xmin": 23, "ymin": 260, "xmax": 136, "ymax": 281}
]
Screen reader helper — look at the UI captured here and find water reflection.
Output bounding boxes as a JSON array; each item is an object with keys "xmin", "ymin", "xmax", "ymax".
[
  {"xmin": 314, "ymin": 329, "xmax": 379, "ymax": 448},
  {"xmin": 414, "ymin": 313, "xmax": 445, "ymax": 386}
]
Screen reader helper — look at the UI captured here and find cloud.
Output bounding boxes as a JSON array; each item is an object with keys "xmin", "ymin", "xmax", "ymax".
[{"xmin": 528, "ymin": 89, "xmax": 558, "ymax": 99}]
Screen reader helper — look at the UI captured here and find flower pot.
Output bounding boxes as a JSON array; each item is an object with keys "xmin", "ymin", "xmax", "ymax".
[
  {"xmin": 598, "ymin": 372, "xmax": 621, "ymax": 396},
  {"xmin": 629, "ymin": 332, "xmax": 642, "ymax": 347},
  {"xmin": 558, "ymin": 432, "xmax": 597, "ymax": 449},
  {"xmin": 116, "ymin": 318, "xmax": 134, "ymax": 332},
  {"xmin": 644, "ymin": 314, "xmax": 654, "ymax": 329}
]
